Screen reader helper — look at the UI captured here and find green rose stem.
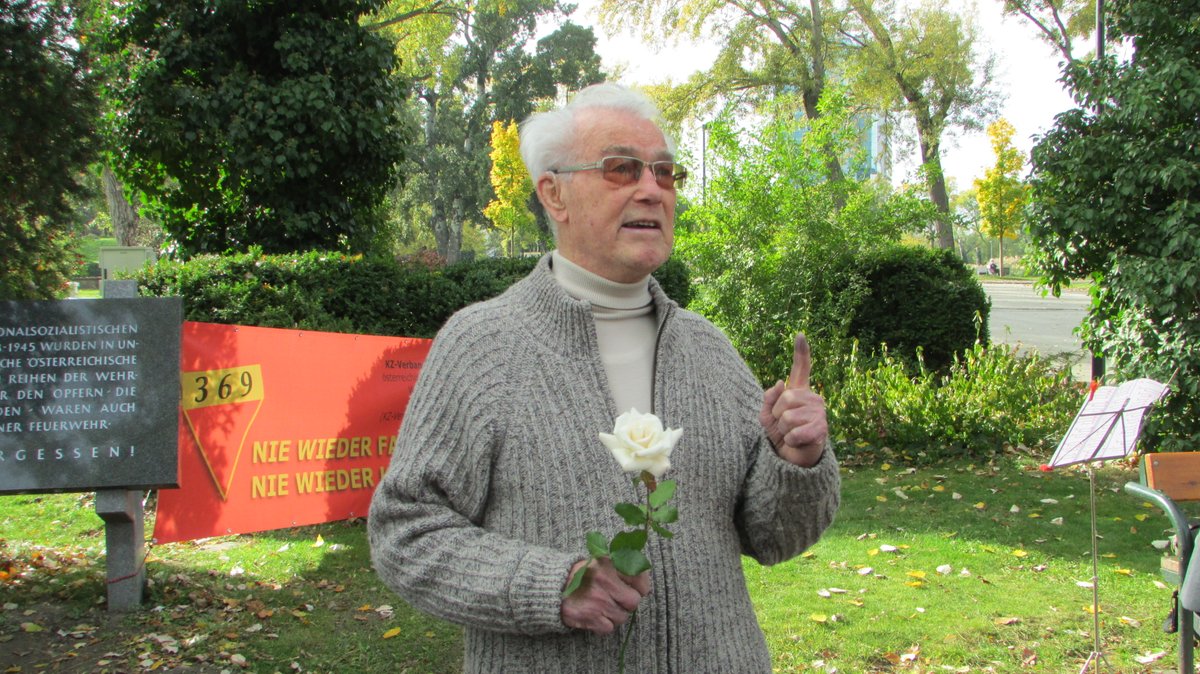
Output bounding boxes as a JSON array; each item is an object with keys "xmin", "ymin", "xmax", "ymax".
[
  {"xmin": 564, "ymin": 470, "xmax": 678, "ymax": 674},
  {"xmin": 616, "ymin": 471, "xmax": 656, "ymax": 673}
]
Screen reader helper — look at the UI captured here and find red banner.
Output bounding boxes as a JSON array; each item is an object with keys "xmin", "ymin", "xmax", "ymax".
[{"xmin": 153, "ymin": 322, "xmax": 430, "ymax": 543}]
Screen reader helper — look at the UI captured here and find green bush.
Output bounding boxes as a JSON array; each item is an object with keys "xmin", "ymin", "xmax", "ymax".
[
  {"xmin": 838, "ymin": 245, "xmax": 990, "ymax": 372},
  {"xmin": 133, "ymin": 251, "xmax": 691, "ymax": 337},
  {"xmin": 134, "ymin": 250, "xmax": 460, "ymax": 337},
  {"xmin": 826, "ymin": 340, "xmax": 1080, "ymax": 459}
]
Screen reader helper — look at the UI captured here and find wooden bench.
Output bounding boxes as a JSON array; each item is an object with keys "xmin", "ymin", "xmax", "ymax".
[{"xmin": 1125, "ymin": 452, "xmax": 1200, "ymax": 673}]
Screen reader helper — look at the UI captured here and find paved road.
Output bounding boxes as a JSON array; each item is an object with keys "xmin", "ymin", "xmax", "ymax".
[{"xmin": 981, "ymin": 281, "xmax": 1092, "ymax": 379}]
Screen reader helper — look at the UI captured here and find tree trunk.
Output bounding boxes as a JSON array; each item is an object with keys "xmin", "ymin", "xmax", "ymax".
[
  {"xmin": 915, "ymin": 127, "xmax": 955, "ymax": 250},
  {"xmin": 102, "ymin": 166, "xmax": 140, "ymax": 246},
  {"xmin": 803, "ymin": 0, "xmax": 846, "ymax": 188}
]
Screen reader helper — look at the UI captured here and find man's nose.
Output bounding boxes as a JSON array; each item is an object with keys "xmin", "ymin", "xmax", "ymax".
[{"xmin": 633, "ymin": 166, "xmax": 666, "ymax": 196}]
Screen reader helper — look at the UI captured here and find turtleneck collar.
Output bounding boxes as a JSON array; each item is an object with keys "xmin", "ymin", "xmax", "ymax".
[{"xmin": 550, "ymin": 250, "xmax": 653, "ymax": 311}]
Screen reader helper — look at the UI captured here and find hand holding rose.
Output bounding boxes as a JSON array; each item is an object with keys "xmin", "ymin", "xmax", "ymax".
[
  {"xmin": 760, "ymin": 333, "xmax": 828, "ymax": 467},
  {"xmin": 560, "ymin": 557, "xmax": 651, "ymax": 635}
]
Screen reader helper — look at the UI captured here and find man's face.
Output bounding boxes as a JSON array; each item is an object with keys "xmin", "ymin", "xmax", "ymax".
[{"xmin": 537, "ymin": 108, "xmax": 677, "ymax": 284}]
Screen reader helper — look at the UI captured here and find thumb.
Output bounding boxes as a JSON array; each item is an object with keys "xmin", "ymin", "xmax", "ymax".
[{"xmin": 787, "ymin": 332, "xmax": 811, "ymax": 391}]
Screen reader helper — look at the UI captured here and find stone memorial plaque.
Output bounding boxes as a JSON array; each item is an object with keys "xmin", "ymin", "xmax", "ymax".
[{"xmin": 0, "ymin": 297, "xmax": 182, "ymax": 493}]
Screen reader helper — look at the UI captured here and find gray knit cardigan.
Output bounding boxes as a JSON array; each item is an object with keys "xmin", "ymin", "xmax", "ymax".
[{"xmin": 368, "ymin": 255, "xmax": 841, "ymax": 673}]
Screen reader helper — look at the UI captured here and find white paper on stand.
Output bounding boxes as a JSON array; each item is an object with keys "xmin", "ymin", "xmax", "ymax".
[{"xmin": 1048, "ymin": 378, "xmax": 1170, "ymax": 468}]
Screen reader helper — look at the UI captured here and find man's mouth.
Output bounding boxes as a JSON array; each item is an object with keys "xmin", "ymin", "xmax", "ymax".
[{"xmin": 623, "ymin": 220, "xmax": 660, "ymax": 229}]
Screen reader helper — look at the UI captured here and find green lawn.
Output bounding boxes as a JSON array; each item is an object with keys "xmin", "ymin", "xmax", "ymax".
[{"xmin": 0, "ymin": 455, "xmax": 1189, "ymax": 673}]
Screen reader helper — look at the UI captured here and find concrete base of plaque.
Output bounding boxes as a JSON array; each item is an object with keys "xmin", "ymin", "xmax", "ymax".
[{"xmin": 96, "ymin": 489, "xmax": 146, "ymax": 611}]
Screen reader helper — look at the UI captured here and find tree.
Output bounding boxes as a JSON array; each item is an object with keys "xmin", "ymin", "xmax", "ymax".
[
  {"xmin": 974, "ymin": 119, "xmax": 1028, "ymax": 276},
  {"xmin": 846, "ymin": 0, "xmax": 998, "ymax": 251},
  {"xmin": 97, "ymin": 0, "xmax": 414, "ymax": 257},
  {"xmin": 1027, "ymin": 0, "xmax": 1200, "ymax": 451},
  {"xmin": 483, "ymin": 120, "xmax": 538, "ymax": 256},
  {"xmin": 371, "ymin": 0, "xmax": 603, "ymax": 262},
  {"xmin": 676, "ymin": 88, "xmax": 933, "ymax": 383},
  {"xmin": 598, "ymin": 0, "xmax": 855, "ymax": 184},
  {"xmin": 100, "ymin": 165, "xmax": 145, "ymax": 246},
  {"xmin": 0, "ymin": 0, "xmax": 97, "ymax": 299},
  {"xmin": 1002, "ymin": 0, "xmax": 1096, "ymax": 65}
]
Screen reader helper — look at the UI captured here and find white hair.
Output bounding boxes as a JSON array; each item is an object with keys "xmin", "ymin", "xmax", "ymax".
[{"xmin": 518, "ymin": 82, "xmax": 676, "ymax": 181}]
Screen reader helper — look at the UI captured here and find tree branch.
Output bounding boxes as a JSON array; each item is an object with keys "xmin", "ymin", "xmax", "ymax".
[{"xmin": 363, "ymin": 0, "xmax": 458, "ymax": 31}]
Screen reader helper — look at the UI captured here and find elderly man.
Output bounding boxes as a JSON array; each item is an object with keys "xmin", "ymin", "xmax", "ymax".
[{"xmin": 368, "ymin": 82, "xmax": 840, "ymax": 673}]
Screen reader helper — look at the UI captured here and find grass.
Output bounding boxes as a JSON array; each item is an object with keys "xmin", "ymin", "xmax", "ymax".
[{"xmin": 0, "ymin": 453, "xmax": 1192, "ymax": 673}]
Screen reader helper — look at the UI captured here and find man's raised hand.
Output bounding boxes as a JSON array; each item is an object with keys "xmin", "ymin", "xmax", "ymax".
[{"xmin": 759, "ymin": 333, "xmax": 828, "ymax": 467}]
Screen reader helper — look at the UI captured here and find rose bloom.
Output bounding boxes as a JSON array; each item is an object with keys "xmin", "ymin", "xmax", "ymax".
[{"xmin": 599, "ymin": 408, "xmax": 682, "ymax": 479}]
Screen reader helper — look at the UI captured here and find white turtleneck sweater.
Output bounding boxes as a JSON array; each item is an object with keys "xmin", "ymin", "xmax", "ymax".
[{"xmin": 550, "ymin": 251, "xmax": 657, "ymax": 414}]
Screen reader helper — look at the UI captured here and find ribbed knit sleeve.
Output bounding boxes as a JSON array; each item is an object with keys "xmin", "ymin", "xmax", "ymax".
[{"xmin": 737, "ymin": 440, "xmax": 841, "ymax": 565}]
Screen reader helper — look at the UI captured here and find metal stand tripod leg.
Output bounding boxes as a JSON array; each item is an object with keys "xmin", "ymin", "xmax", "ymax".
[{"xmin": 1080, "ymin": 466, "xmax": 1110, "ymax": 673}]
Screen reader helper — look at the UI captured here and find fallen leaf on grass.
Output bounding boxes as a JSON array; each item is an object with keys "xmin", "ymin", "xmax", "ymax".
[
  {"xmin": 382, "ymin": 627, "xmax": 403, "ymax": 639},
  {"xmin": 313, "ymin": 535, "xmax": 325, "ymax": 548},
  {"xmin": 19, "ymin": 622, "xmax": 44, "ymax": 632},
  {"xmin": 994, "ymin": 617, "xmax": 1022, "ymax": 625},
  {"xmin": 1135, "ymin": 651, "xmax": 1166, "ymax": 664}
]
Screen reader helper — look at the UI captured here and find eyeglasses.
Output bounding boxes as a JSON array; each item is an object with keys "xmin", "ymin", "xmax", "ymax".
[{"xmin": 551, "ymin": 155, "xmax": 688, "ymax": 190}]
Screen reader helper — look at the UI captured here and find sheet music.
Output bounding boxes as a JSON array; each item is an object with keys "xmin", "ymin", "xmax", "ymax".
[{"xmin": 1048, "ymin": 378, "xmax": 1169, "ymax": 467}]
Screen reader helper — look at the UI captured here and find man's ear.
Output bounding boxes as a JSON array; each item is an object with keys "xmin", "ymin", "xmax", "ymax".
[{"xmin": 536, "ymin": 173, "xmax": 569, "ymax": 224}]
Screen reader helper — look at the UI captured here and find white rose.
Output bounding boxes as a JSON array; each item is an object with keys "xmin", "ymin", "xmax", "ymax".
[{"xmin": 598, "ymin": 408, "xmax": 682, "ymax": 479}]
